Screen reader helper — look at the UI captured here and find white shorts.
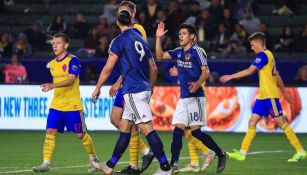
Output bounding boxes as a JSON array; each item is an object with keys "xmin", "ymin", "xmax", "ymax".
[
  {"xmin": 123, "ymin": 91, "xmax": 152, "ymax": 125},
  {"xmin": 172, "ymin": 97, "xmax": 206, "ymax": 127}
]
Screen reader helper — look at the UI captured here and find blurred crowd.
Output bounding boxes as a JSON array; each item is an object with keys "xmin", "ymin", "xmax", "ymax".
[{"xmin": 0, "ymin": 0, "xmax": 306, "ymax": 84}]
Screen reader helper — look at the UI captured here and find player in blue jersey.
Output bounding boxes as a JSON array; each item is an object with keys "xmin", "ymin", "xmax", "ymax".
[
  {"xmin": 91, "ymin": 10, "xmax": 172, "ymax": 175},
  {"xmin": 155, "ymin": 22, "xmax": 227, "ymax": 174},
  {"xmin": 107, "ymin": 1, "xmax": 154, "ymax": 175}
]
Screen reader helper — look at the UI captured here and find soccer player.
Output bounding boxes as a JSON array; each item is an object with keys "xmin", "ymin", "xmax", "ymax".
[
  {"xmin": 168, "ymin": 50, "xmax": 215, "ymax": 173},
  {"xmin": 155, "ymin": 22, "xmax": 227, "ymax": 174},
  {"xmin": 220, "ymin": 32, "xmax": 307, "ymax": 162},
  {"xmin": 32, "ymin": 33, "xmax": 99, "ymax": 173},
  {"xmin": 108, "ymin": 1, "xmax": 154, "ymax": 174},
  {"xmin": 91, "ymin": 10, "xmax": 172, "ymax": 175}
]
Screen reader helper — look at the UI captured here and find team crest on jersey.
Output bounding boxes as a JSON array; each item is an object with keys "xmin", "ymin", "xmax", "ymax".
[
  {"xmin": 255, "ymin": 58, "xmax": 261, "ymax": 63},
  {"xmin": 185, "ymin": 54, "xmax": 191, "ymax": 61},
  {"xmin": 72, "ymin": 65, "xmax": 78, "ymax": 71},
  {"xmin": 62, "ymin": 64, "xmax": 67, "ymax": 72}
]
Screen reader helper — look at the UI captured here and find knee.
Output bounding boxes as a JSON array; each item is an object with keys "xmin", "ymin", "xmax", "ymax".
[
  {"xmin": 76, "ymin": 132, "xmax": 85, "ymax": 140},
  {"xmin": 46, "ymin": 129, "xmax": 57, "ymax": 135},
  {"xmin": 248, "ymin": 119, "xmax": 258, "ymax": 127}
]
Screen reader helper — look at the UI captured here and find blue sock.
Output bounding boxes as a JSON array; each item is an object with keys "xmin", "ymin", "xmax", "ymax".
[
  {"xmin": 106, "ymin": 132, "xmax": 131, "ymax": 168},
  {"xmin": 146, "ymin": 130, "xmax": 170, "ymax": 171},
  {"xmin": 171, "ymin": 127, "xmax": 184, "ymax": 165},
  {"xmin": 191, "ymin": 129, "xmax": 225, "ymax": 157}
]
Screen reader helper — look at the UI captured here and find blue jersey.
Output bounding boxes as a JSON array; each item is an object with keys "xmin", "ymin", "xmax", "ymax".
[
  {"xmin": 109, "ymin": 29, "xmax": 153, "ymax": 94},
  {"xmin": 168, "ymin": 44, "xmax": 208, "ymax": 98}
]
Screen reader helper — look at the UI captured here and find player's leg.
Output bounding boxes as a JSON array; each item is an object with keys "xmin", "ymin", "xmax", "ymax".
[
  {"xmin": 128, "ymin": 124, "xmax": 154, "ymax": 173},
  {"xmin": 270, "ymin": 98, "xmax": 306, "ymax": 162},
  {"xmin": 110, "ymin": 90, "xmax": 125, "ymax": 129},
  {"xmin": 183, "ymin": 129, "xmax": 214, "ymax": 172},
  {"xmin": 227, "ymin": 113, "xmax": 260, "ymax": 161},
  {"xmin": 65, "ymin": 110, "xmax": 99, "ymax": 173},
  {"xmin": 33, "ymin": 109, "xmax": 62, "ymax": 172},
  {"xmin": 170, "ymin": 98, "xmax": 188, "ymax": 174},
  {"xmin": 124, "ymin": 91, "xmax": 171, "ymax": 175},
  {"xmin": 93, "ymin": 118, "xmax": 134, "ymax": 174},
  {"xmin": 228, "ymin": 99, "xmax": 264, "ymax": 161},
  {"xmin": 188, "ymin": 97, "xmax": 226, "ymax": 173},
  {"xmin": 114, "ymin": 124, "xmax": 142, "ymax": 175}
]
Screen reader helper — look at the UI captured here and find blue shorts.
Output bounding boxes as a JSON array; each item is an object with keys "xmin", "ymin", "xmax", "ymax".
[
  {"xmin": 252, "ymin": 98, "xmax": 283, "ymax": 117},
  {"xmin": 113, "ymin": 88, "xmax": 124, "ymax": 108},
  {"xmin": 46, "ymin": 108, "xmax": 86, "ymax": 133}
]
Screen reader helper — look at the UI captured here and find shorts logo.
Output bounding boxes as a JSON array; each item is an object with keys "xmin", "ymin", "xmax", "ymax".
[
  {"xmin": 185, "ymin": 53, "xmax": 191, "ymax": 61},
  {"xmin": 72, "ymin": 65, "xmax": 78, "ymax": 71},
  {"xmin": 62, "ymin": 64, "xmax": 67, "ymax": 72},
  {"xmin": 142, "ymin": 114, "xmax": 147, "ymax": 118},
  {"xmin": 74, "ymin": 105, "xmax": 78, "ymax": 109}
]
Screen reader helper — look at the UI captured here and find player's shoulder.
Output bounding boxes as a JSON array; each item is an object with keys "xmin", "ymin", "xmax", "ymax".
[
  {"xmin": 170, "ymin": 46, "xmax": 182, "ymax": 52},
  {"xmin": 256, "ymin": 50, "xmax": 269, "ymax": 59},
  {"xmin": 192, "ymin": 45, "xmax": 207, "ymax": 58},
  {"xmin": 110, "ymin": 34, "xmax": 122, "ymax": 45}
]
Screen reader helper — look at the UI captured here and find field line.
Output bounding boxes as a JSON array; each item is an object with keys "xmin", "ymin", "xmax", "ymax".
[{"xmin": 0, "ymin": 150, "xmax": 289, "ymax": 174}]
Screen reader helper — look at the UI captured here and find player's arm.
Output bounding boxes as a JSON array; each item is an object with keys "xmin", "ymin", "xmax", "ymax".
[
  {"xmin": 276, "ymin": 71, "xmax": 292, "ymax": 103},
  {"xmin": 41, "ymin": 74, "xmax": 77, "ymax": 92},
  {"xmin": 41, "ymin": 57, "xmax": 80, "ymax": 92},
  {"xmin": 109, "ymin": 75, "xmax": 122, "ymax": 97},
  {"xmin": 189, "ymin": 66, "xmax": 209, "ymax": 93},
  {"xmin": 92, "ymin": 52, "xmax": 119, "ymax": 102},
  {"xmin": 220, "ymin": 65, "xmax": 258, "ymax": 83},
  {"xmin": 149, "ymin": 58, "xmax": 158, "ymax": 87},
  {"xmin": 220, "ymin": 52, "xmax": 268, "ymax": 83},
  {"xmin": 155, "ymin": 22, "xmax": 171, "ymax": 59}
]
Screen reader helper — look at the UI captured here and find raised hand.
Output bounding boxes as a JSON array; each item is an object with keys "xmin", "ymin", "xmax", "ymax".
[{"xmin": 156, "ymin": 22, "xmax": 168, "ymax": 38}]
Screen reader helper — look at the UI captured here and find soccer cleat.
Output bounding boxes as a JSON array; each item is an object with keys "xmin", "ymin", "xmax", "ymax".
[
  {"xmin": 140, "ymin": 150, "xmax": 155, "ymax": 173},
  {"xmin": 216, "ymin": 152, "xmax": 227, "ymax": 173},
  {"xmin": 152, "ymin": 168, "xmax": 172, "ymax": 175},
  {"xmin": 91, "ymin": 162, "xmax": 113, "ymax": 175},
  {"xmin": 88, "ymin": 157, "xmax": 99, "ymax": 173},
  {"xmin": 171, "ymin": 165, "xmax": 179, "ymax": 174},
  {"xmin": 227, "ymin": 149, "xmax": 246, "ymax": 161},
  {"xmin": 288, "ymin": 151, "xmax": 307, "ymax": 162},
  {"xmin": 33, "ymin": 163, "xmax": 50, "ymax": 172},
  {"xmin": 113, "ymin": 165, "xmax": 140, "ymax": 175},
  {"xmin": 179, "ymin": 164, "xmax": 200, "ymax": 172},
  {"xmin": 202, "ymin": 149, "xmax": 216, "ymax": 171}
]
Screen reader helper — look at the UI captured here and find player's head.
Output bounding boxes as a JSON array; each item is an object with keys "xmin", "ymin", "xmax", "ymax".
[
  {"xmin": 118, "ymin": 1, "xmax": 136, "ymax": 19},
  {"xmin": 248, "ymin": 32, "xmax": 266, "ymax": 54},
  {"xmin": 52, "ymin": 33, "xmax": 70, "ymax": 56},
  {"xmin": 117, "ymin": 10, "xmax": 132, "ymax": 27},
  {"xmin": 178, "ymin": 23, "xmax": 197, "ymax": 47}
]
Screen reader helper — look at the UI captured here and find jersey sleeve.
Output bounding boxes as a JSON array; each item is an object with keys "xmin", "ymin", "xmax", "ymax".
[
  {"xmin": 252, "ymin": 52, "xmax": 268, "ymax": 69},
  {"xmin": 195, "ymin": 47, "xmax": 208, "ymax": 66},
  {"xmin": 167, "ymin": 47, "xmax": 180, "ymax": 59},
  {"xmin": 108, "ymin": 37, "xmax": 122, "ymax": 57},
  {"xmin": 68, "ymin": 57, "xmax": 81, "ymax": 76}
]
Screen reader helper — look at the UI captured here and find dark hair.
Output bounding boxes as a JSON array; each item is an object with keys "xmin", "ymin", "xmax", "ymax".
[
  {"xmin": 119, "ymin": 1, "xmax": 136, "ymax": 13},
  {"xmin": 248, "ymin": 32, "xmax": 266, "ymax": 43},
  {"xmin": 117, "ymin": 10, "xmax": 132, "ymax": 26},
  {"xmin": 53, "ymin": 33, "xmax": 70, "ymax": 43},
  {"xmin": 179, "ymin": 23, "xmax": 197, "ymax": 35}
]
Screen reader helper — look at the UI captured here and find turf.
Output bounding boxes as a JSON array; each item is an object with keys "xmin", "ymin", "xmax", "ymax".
[{"xmin": 0, "ymin": 131, "xmax": 306, "ymax": 175}]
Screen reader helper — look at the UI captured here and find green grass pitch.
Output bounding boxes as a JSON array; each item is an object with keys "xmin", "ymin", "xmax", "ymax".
[{"xmin": 0, "ymin": 131, "xmax": 306, "ymax": 175}]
